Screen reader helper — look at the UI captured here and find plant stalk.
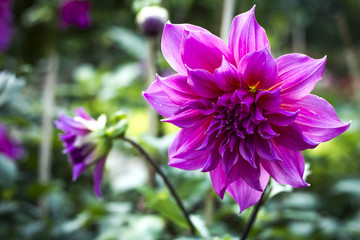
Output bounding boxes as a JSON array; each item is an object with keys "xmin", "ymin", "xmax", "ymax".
[
  {"xmin": 122, "ymin": 136, "xmax": 196, "ymax": 235},
  {"xmin": 240, "ymin": 190, "xmax": 267, "ymax": 240}
]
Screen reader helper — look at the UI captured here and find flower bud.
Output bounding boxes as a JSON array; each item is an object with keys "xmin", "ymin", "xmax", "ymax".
[{"xmin": 136, "ymin": 6, "xmax": 168, "ymax": 37}]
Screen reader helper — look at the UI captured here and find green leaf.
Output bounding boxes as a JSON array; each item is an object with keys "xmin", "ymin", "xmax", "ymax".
[
  {"xmin": 107, "ymin": 27, "xmax": 148, "ymax": 59},
  {"xmin": 139, "ymin": 187, "xmax": 189, "ymax": 230}
]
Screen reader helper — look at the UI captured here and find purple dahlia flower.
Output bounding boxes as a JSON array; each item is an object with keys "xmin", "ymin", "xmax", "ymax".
[
  {"xmin": 0, "ymin": 0, "xmax": 13, "ymax": 51},
  {"xmin": 55, "ymin": 108, "xmax": 110, "ymax": 198},
  {"xmin": 59, "ymin": 0, "xmax": 90, "ymax": 29},
  {"xmin": 143, "ymin": 6, "xmax": 350, "ymax": 212},
  {"xmin": 0, "ymin": 124, "xmax": 23, "ymax": 161}
]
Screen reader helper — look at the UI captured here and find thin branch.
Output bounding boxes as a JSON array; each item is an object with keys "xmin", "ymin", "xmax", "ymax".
[{"xmin": 122, "ymin": 136, "xmax": 196, "ymax": 235}]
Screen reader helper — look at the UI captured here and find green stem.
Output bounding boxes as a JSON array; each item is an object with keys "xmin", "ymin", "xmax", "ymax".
[
  {"xmin": 240, "ymin": 190, "xmax": 268, "ymax": 240},
  {"xmin": 122, "ymin": 136, "xmax": 196, "ymax": 235}
]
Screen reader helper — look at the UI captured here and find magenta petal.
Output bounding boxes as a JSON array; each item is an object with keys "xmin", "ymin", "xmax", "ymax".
[
  {"xmin": 72, "ymin": 162, "xmax": 87, "ymax": 181},
  {"xmin": 227, "ymin": 165, "xmax": 269, "ymax": 213},
  {"xmin": 201, "ymin": 145, "xmax": 221, "ymax": 172},
  {"xmin": 255, "ymin": 135, "xmax": 281, "ymax": 161},
  {"xmin": 181, "ymin": 29, "xmax": 234, "ymax": 73},
  {"xmin": 284, "ymin": 94, "xmax": 351, "ymax": 142},
  {"xmin": 157, "ymin": 74, "xmax": 200, "ymax": 106},
  {"xmin": 176, "ymin": 99, "xmax": 215, "ymax": 116},
  {"xmin": 74, "ymin": 107, "xmax": 92, "ymax": 120},
  {"xmin": 163, "ymin": 109, "xmax": 206, "ymax": 128},
  {"xmin": 239, "ymin": 47, "xmax": 277, "ymax": 90},
  {"xmin": 255, "ymin": 89, "xmax": 281, "ymax": 112},
  {"xmin": 276, "ymin": 54, "xmax": 326, "ymax": 101},
  {"xmin": 55, "ymin": 114, "xmax": 89, "ymax": 135},
  {"xmin": 93, "ymin": 157, "xmax": 106, "ymax": 198},
  {"xmin": 228, "ymin": 6, "xmax": 270, "ymax": 65},
  {"xmin": 261, "ymin": 143, "xmax": 308, "ymax": 188},
  {"xmin": 161, "ymin": 23, "xmax": 210, "ymax": 75},
  {"xmin": 239, "ymin": 136, "xmax": 256, "ymax": 167},
  {"xmin": 222, "ymin": 148, "xmax": 240, "ymax": 176},
  {"xmin": 187, "ymin": 67, "xmax": 223, "ymax": 98},
  {"xmin": 210, "ymin": 160, "xmax": 229, "ymax": 199},
  {"xmin": 169, "ymin": 118, "xmax": 210, "ymax": 170},
  {"xmin": 266, "ymin": 109, "xmax": 299, "ymax": 127},
  {"xmin": 214, "ymin": 57, "xmax": 240, "ymax": 91},
  {"xmin": 228, "ymin": 156, "xmax": 263, "ymax": 191},
  {"xmin": 273, "ymin": 123, "xmax": 318, "ymax": 151},
  {"xmin": 258, "ymin": 121, "xmax": 278, "ymax": 139},
  {"xmin": 143, "ymin": 79, "xmax": 179, "ymax": 118}
]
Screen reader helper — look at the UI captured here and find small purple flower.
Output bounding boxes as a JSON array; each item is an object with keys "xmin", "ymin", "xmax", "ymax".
[
  {"xmin": 0, "ymin": 0, "xmax": 14, "ymax": 51},
  {"xmin": 0, "ymin": 124, "xmax": 23, "ymax": 161},
  {"xmin": 55, "ymin": 108, "xmax": 111, "ymax": 198},
  {"xmin": 59, "ymin": 0, "xmax": 91, "ymax": 29},
  {"xmin": 143, "ymin": 6, "xmax": 350, "ymax": 212}
]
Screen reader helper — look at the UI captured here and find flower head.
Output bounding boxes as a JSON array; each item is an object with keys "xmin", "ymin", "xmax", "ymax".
[
  {"xmin": 143, "ymin": 6, "xmax": 350, "ymax": 212},
  {"xmin": 0, "ymin": 124, "xmax": 23, "ymax": 161},
  {"xmin": 55, "ymin": 108, "xmax": 111, "ymax": 198},
  {"xmin": 59, "ymin": 0, "xmax": 91, "ymax": 29},
  {"xmin": 0, "ymin": 0, "xmax": 14, "ymax": 51}
]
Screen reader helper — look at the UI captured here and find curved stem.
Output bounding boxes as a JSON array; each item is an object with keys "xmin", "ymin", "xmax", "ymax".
[
  {"xmin": 240, "ymin": 190, "xmax": 267, "ymax": 240},
  {"xmin": 122, "ymin": 136, "xmax": 196, "ymax": 235}
]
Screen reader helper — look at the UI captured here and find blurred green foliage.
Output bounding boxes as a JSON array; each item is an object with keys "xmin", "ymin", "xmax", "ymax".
[{"xmin": 0, "ymin": 0, "xmax": 359, "ymax": 239}]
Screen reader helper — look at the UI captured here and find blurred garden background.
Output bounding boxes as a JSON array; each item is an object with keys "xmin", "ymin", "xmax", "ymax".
[{"xmin": 0, "ymin": 0, "xmax": 359, "ymax": 239}]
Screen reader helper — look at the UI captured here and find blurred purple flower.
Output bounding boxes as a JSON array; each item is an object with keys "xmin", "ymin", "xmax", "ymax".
[
  {"xmin": 59, "ymin": 0, "xmax": 90, "ymax": 29},
  {"xmin": 55, "ymin": 108, "xmax": 110, "ymax": 198},
  {"xmin": 0, "ymin": 0, "xmax": 14, "ymax": 51},
  {"xmin": 143, "ymin": 6, "xmax": 350, "ymax": 212},
  {"xmin": 0, "ymin": 124, "xmax": 23, "ymax": 161}
]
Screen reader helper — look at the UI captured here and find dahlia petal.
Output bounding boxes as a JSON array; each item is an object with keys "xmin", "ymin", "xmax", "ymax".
[
  {"xmin": 72, "ymin": 162, "xmax": 87, "ymax": 181},
  {"xmin": 93, "ymin": 157, "xmax": 106, "ymax": 198},
  {"xmin": 239, "ymin": 47, "xmax": 277, "ymax": 90},
  {"xmin": 163, "ymin": 109, "xmax": 205, "ymax": 128},
  {"xmin": 187, "ymin": 67, "xmax": 223, "ymax": 98},
  {"xmin": 227, "ymin": 165, "xmax": 269, "ymax": 213},
  {"xmin": 255, "ymin": 89, "xmax": 281, "ymax": 112},
  {"xmin": 157, "ymin": 74, "xmax": 200, "ymax": 106},
  {"xmin": 210, "ymin": 160, "xmax": 229, "ymax": 199},
  {"xmin": 283, "ymin": 95, "xmax": 351, "ymax": 142},
  {"xmin": 228, "ymin": 155, "xmax": 263, "ymax": 191},
  {"xmin": 181, "ymin": 29, "xmax": 234, "ymax": 73},
  {"xmin": 176, "ymin": 99, "xmax": 215, "ymax": 115},
  {"xmin": 239, "ymin": 136, "xmax": 256, "ymax": 167},
  {"xmin": 266, "ymin": 109, "xmax": 299, "ymax": 126},
  {"xmin": 261, "ymin": 143, "xmax": 308, "ymax": 188},
  {"xmin": 161, "ymin": 23, "xmax": 210, "ymax": 75},
  {"xmin": 74, "ymin": 108, "xmax": 92, "ymax": 120},
  {"xmin": 254, "ymin": 135, "xmax": 281, "ymax": 161},
  {"xmin": 169, "ymin": 118, "xmax": 211, "ymax": 170},
  {"xmin": 258, "ymin": 121, "xmax": 278, "ymax": 139},
  {"xmin": 143, "ymin": 79, "xmax": 179, "ymax": 118},
  {"xmin": 276, "ymin": 54, "xmax": 326, "ymax": 101},
  {"xmin": 201, "ymin": 145, "xmax": 222, "ymax": 172},
  {"xmin": 55, "ymin": 115, "xmax": 89, "ymax": 135},
  {"xmin": 273, "ymin": 123, "xmax": 318, "ymax": 151},
  {"xmin": 228, "ymin": 6, "xmax": 270, "ymax": 65},
  {"xmin": 222, "ymin": 148, "xmax": 240, "ymax": 176},
  {"xmin": 214, "ymin": 57, "xmax": 240, "ymax": 91}
]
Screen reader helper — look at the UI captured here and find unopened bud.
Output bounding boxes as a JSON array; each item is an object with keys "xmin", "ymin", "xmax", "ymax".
[{"xmin": 136, "ymin": 6, "xmax": 168, "ymax": 37}]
